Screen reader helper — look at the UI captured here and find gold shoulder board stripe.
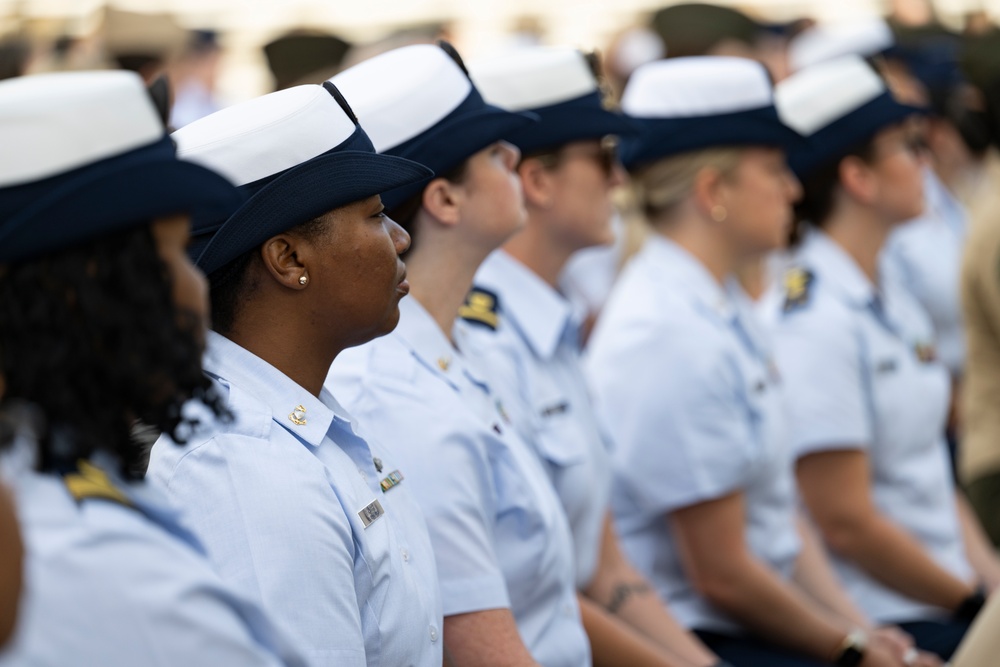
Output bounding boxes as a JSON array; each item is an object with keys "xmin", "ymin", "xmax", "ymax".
[
  {"xmin": 64, "ymin": 460, "xmax": 132, "ymax": 507},
  {"xmin": 458, "ymin": 287, "xmax": 500, "ymax": 330},
  {"xmin": 782, "ymin": 267, "xmax": 814, "ymax": 313}
]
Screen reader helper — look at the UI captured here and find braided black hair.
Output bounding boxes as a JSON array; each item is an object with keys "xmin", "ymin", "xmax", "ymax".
[{"xmin": 0, "ymin": 223, "xmax": 225, "ymax": 479}]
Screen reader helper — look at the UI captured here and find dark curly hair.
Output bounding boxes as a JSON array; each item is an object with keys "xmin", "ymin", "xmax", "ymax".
[
  {"xmin": 207, "ymin": 215, "xmax": 329, "ymax": 335},
  {"xmin": 0, "ymin": 223, "xmax": 225, "ymax": 480}
]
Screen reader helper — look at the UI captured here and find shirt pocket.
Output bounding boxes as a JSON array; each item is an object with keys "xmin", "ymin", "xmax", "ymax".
[
  {"xmin": 531, "ymin": 396, "xmax": 588, "ymax": 469},
  {"xmin": 348, "ymin": 488, "xmax": 396, "ymax": 617}
]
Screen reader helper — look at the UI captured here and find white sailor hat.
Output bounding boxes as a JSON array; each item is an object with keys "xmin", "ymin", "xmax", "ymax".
[
  {"xmin": 788, "ymin": 18, "xmax": 894, "ymax": 72},
  {"xmin": 619, "ymin": 56, "xmax": 801, "ymax": 168},
  {"xmin": 329, "ymin": 42, "xmax": 537, "ymax": 209},
  {"xmin": 173, "ymin": 82, "xmax": 433, "ymax": 275},
  {"xmin": 469, "ymin": 46, "xmax": 637, "ymax": 154},
  {"xmin": 775, "ymin": 55, "xmax": 924, "ymax": 179},
  {"xmin": 0, "ymin": 70, "xmax": 241, "ymax": 264}
]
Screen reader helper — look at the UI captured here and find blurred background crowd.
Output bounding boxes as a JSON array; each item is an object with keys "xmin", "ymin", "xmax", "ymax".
[{"xmin": 2, "ymin": 0, "xmax": 1000, "ymax": 127}]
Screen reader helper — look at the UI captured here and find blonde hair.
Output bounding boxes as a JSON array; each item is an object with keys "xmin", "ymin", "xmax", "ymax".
[
  {"xmin": 633, "ymin": 148, "xmax": 743, "ymax": 224},
  {"xmin": 617, "ymin": 148, "xmax": 743, "ymax": 268}
]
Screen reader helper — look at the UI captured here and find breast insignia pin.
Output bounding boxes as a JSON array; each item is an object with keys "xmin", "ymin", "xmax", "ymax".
[{"xmin": 289, "ymin": 405, "xmax": 307, "ymax": 426}]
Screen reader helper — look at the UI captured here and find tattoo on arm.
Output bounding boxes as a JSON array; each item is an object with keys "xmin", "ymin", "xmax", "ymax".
[{"xmin": 605, "ymin": 581, "xmax": 654, "ymax": 614}]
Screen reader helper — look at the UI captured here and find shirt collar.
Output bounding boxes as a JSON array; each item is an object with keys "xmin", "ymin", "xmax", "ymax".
[
  {"xmin": 475, "ymin": 250, "xmax": 576, "ymax": 359},
  {"xmin": 641, "ymin": 235, "xmax": 735, "ymax": 322},
  {"xmin": 393, "ymin": 297, "xmax": 465, "ymax": 386},
  {"xmin": 923, "ymin": 166, "xmax": 966, "ymax": 234},
  {"xmin": 797, "ymin": 230, "xmax": 876, "ymax": 307},
  {"xmin": 203, "ymin": 331, "xmax": 343, "ymax": 447}
]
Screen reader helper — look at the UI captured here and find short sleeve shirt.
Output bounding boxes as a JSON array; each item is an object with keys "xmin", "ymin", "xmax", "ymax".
[
  {"xmin": 882, "ymin": 167, "xmax": 967, "ymax": 376},
  {"xmin": 585, "ymin": 236, "xmax": 801, "ymax": 634},
  {"xmin": 771, "ymin": 231, "xmax": 972, "ymax": 623},
  {"xmin": 327, "ymin": 297, "xmax": 591, "ymax": 667},
  {"xmin": 458, "ymin": 250, "xmax": 613, "ymax": 589},
  {"xmin": 147, "ymin": 332, "xmax": 443, "ymax": 667},
  {"xmin": 0, "ymin": 457, "xmax": 302, "ymax": 667}
]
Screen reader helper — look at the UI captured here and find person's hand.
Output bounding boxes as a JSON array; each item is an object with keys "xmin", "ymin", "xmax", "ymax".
[
  {"xmin": 978, "ymin": 567, "xmax": 1000, "ymax": 594},
  {"xmin": 871, "ymin": 625, "xmax": 914, "ymax": 662},
  {"xmin": 905, "ymin": 649, "xmax": 943, "ymax": 667},
  {"xmin": 859, "ymin": 641, "xmax": 912, "ymax": 667}
]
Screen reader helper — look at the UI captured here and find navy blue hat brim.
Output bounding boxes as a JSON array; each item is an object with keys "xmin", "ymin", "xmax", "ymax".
[
  {"xmin": 381, "ymin": 92, "xmax": 537, "ymax": 210},
  {"xmin": 0, "ymin": 136, "xmax": 243, "ymax": 264},
  {"xmin": 503, "ymin": 91, "xmax": 640, "ymax": 154},
  {"xmin": 195, "ymin": 129, "xmax": 433, "ymax": 275},
  {"xmin": 788, "ymin": 92, "xmax": 926, "ymax": 179},
  {"xmin": 621, "ymin": 106, "xmax": 803, "ymax": 169}
]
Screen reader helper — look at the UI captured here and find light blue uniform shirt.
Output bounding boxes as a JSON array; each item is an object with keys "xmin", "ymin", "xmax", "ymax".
[
  {"xmin": 0, "ymin": 449, "xmax": 303, "ymax": 666},
  {"xmin": 882, "ymin": 167, "xmax": 967, "ymax": 376},
  {"xmin": 770, "ymin": 231, "xmax": 972, "ymax": 624},
  {"xmin": 147, "ymin": 331, "xmax": 443, "ymax": 667},
  {"xmin": 458, "ymin": 250, "xmax": 613, "ymax": 589},
  {"xmin": 585, "ymin": 236, "xmax": 801, "ymax": 634},
  {"xmin": 328, "ymin": 297, "xmax": 591, "ymax": 667}
]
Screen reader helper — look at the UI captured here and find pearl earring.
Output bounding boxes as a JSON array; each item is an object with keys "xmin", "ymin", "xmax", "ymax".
[
  {"xmin": 298, "ymin": 275, "xmax": 308, "ymax": 286},
  {"xmin": 710, "ymin": 205, "xmax": 728, "ymax": 222}
]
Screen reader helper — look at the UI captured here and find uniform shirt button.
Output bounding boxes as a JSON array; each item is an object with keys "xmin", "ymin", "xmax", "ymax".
[
  {"xmin": 357, "ymin": 468, "xmax": 367, "ymax": 480},
  {"xmin": 429, "ymin": 626, "xmax": 439, "ymax": 642},
  {"xmin": 401, "ymin": 548, "xmax": 410, "ymax": 562}
]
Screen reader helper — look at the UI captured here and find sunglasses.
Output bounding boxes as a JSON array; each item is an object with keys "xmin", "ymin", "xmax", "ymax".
[{"xmin": 534, "ymin": 136, "xmax": 621, "ymax": 177}]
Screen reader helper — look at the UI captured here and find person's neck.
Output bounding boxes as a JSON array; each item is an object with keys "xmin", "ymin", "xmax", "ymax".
[
  {"xmin": 405, "ymin": 240, "xmax": 492, "ymax": 344},
  {"xmin": 656, "ymin": 215, "xmax": 736, "ymax": 286},
  {"xmin": 736, "ymin": 256, "xmax": 768, "ymax": 301},
  {"xmin": 501, "ymin": 219, "xmax": 576, "ymax": 289},
  {"xmin": 224, "ymin": 308, "xmax": 336, "ymax": 398},
  {"xmin": 822, "ymin": 202, "xmax": 891, "ymax": 285}
]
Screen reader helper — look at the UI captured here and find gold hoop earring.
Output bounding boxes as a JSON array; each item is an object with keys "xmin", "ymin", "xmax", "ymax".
[
  {"xmin": 710, "ymin": 205, "xmax": 728, "ymax": 222},
  {"xmin": 298, "ymin": 275, "xmax": 308, "ymax": 286}
]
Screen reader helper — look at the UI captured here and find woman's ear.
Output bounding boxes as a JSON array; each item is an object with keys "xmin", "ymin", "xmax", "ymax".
[
  {"xmin": 690, "ymin": 166, "xmax": 726, "ymax": 219},
  {"xmin": 517, "ymin": 158, "xmax": 555, "ymax": 209},
  {"xmin": 259, "ymin": 233, "xmax": 309, "ymax": 290},
  {"xmin": 420, "ymin": 177, "xmax": 463, "ymax": 229},
  {"xmin": 838, "ymin": 156, "xmax": 877, "ymax": 205}
]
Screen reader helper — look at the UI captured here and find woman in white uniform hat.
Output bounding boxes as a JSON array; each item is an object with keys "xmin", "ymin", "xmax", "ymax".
[
  {"xmin": 0, "ymin": 70, "xmax": 303, "ymax": 666},
  {"xmin": 463, "ymin": 45, "xmax": 725, "ymax": 667},
  {"xmin": 326, "ymin": 42, "xmax": 593, "ymax": 667},
  {"xmin": 145, "ymin": 81, "xmax": 444, "ymax": 667},
  {"xmin": 769, "ymin": 55, "xmax": 1000, "ymax": 661},
  {"xmin": 586, "ymin": 56, "xmax": 924, "ymax": 667}
]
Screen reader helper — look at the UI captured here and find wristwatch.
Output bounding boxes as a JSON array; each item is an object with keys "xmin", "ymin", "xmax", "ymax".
[
  {"xmin": 954, "ymin": 587, "xmax": 987, "ymax": 621},
  {"xmin": 832, "ymin": 630, "xmax": 867, "ymax": 667}
]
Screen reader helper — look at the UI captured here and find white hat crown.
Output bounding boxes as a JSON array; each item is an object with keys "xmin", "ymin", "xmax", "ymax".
[
  {"xmin": 621, "ymin": 56, "xmax": 774, "ymax": 119},
  {"xmin": 330, "ymin": 44, "xmax": 473, "ymax": 153},
  {"xmin": 775, "ymin": 55, "xmax": 886, "ymax": 136},
  {"xmin": 789, "ymin": 18, "xmax": 894, "ymax": 72},
  {"xmin": 172, "ymin": 84, "xmax": 359, "ymax": 187},
  {"xmin": 0, "ymin": 71, "xmax": 163, "ymax": 188},
  {"xmin": 470, "ymin": 46, "xmax": 598, "ymax": 111}
]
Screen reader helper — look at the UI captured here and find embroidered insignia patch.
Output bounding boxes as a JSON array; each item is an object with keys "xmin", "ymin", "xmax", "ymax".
[
  {"xmin": 783, "ymin": 267, "xmax": 815, "ymax": 313},
  {"xmin": 459, "ymin": 287, "xmax": 500, "ymax": 330},
  {"xmin": 380, "ymin": 470, "xmax": 404, "ymax": 493},
  {"xmin": 64, "ymin": 460, "xmax": 131, "ymax": 507}
]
